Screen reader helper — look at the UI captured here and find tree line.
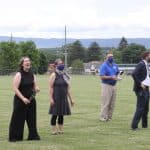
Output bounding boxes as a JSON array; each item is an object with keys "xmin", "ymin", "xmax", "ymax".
[
  {"xmin": 0, "ymin": 41, "xmax": 48, "ymax": 74},
  {"xmin": 113, "ymin": 37, "xmax": 147, "ymax": 64},
  {"xmin": 55, "ymin": 37, "xmax": 148, "ymax": 68},
  {"xmin": 0, "ymin": 37, "xmax": 148, "ymax": 74}
]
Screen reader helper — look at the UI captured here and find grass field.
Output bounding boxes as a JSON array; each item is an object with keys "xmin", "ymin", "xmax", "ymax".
[{"xmin": 0, "ymin": 75, "xmax": 150, "ymax": 150}]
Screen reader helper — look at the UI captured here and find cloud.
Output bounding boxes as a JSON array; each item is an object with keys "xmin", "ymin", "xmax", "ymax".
[{"xmin": 0, "ymin": 0, "xmax": 150, "ymax": 38}]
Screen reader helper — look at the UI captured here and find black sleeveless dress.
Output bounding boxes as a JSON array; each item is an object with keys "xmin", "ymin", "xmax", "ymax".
[
  {"xmin": 9, "ymin": 70, "xmax": 40, "ymax": 141},
  {"xmin": 49, "ymin": 72, "xmax": 71, "ymax": 115}
]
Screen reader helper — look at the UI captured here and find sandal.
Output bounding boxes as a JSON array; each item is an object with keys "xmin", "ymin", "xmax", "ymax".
[
  {"xmin": 51, "ymin": 131, "xmax": 58, "ymax": 135},
  {"xmin": 58, "ymin": 131, "xmax": 64, "ymax": 134}
]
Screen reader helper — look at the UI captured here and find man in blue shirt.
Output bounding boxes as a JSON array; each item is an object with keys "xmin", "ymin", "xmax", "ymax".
[{"xmin": 99, "ymin": 53, "xmax": 119, "ymax": 121}]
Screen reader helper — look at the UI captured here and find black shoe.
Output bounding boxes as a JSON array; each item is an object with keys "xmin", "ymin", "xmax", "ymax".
[
  {"xmin": 9, "ymin": 139, "xmax": 16, "ymax": 142},
  {"xmin": 142, "ymin": 126, "xmax": 148, "ymax": 128},
  {"xmin": 9, "ymin": 139, "xmax": 23, "ymax": 142},
  {"xmin": 27, "ymin": 136, "xmax": 40, "ymax": 141},
  {"xmin": 131, "ymin": 128, "xmax": 139, "ymax": 131}
]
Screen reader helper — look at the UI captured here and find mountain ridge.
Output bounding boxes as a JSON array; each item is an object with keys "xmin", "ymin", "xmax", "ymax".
[{"xmin": 0, "ymin": 36, "xmax": 150, "ymax": 48}]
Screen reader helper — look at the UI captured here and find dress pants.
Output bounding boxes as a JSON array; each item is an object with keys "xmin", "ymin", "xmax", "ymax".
[
  {"xmin": 131, "ymin": 89, "xmax": 149, "ymax": 129},
  {"xmin": 100, "ymin": 83, "xmax": 117, "ymax": 120},
  {"xmin": 9, "ymin": 97, "xmax": 39, "ymax": 141}
]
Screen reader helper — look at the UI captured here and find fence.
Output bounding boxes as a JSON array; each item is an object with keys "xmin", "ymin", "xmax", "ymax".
[
  {"xmin": 118, "ymin": 64, "xmax": 136, "ymax": 75},
  {"xmin": 0, "ymin": 65, "xmax": 136, "ymax": 76}
]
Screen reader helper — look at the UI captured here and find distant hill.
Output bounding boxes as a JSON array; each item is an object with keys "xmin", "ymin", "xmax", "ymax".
[{"xmin": 0, "ymin": 36, "xmax": 150, "ymax": 48}]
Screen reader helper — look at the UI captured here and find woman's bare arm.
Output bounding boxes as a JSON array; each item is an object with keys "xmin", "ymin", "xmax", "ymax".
[
  {"xmin": 33, "ymin": 75, "xmax": 40, "ymax": 93},
  {"xmin": 13, "ymin": 72, "xmax": 30, "ymax": 105},
  {"xmin": 67, "ymin": 85, "xmax": 74, "ymax": 106},
  {"xmin": 49, "ymin": 73, "xmax": 56, "ymax": 106}
]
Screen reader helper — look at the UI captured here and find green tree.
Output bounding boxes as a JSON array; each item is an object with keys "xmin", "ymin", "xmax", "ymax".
[
  {"xmin": 122, "ymin": 43, "xmax": 146, "ymax": 63},
  {"xmin": 118, "ymin": 37, "xmax": 128, "ymax": 50},
  {"xmin": 38, "ymin": 51, "xmax": 48, "ymax": 74},
  {"xmin": 68, "ymin": 40, "xmax": 85, "ymax": 65},
  {"xmin": 0, "ymin": 41, "xmax": 20, "ymax": 71},
  {"xmin": 19, "ymin": 41, "xmax": 40, "ymax": 72},
  {"xmin": 41, "ymin": 49, "xmax": 57, "ymax": 63},
  {"xmin": 71, "ymin": 59, "xmax": 84, "ymax": 74},
  {"xmin": 71, "ymin": 59, "xmax": 84, "ymax": 69},
  {"xmin": 87, "ymin": 42, "xmax": 102, "ymax": 61},
  {"xmin": 112, "ymin": 48, "xmax": 122, "ymax": 64}
]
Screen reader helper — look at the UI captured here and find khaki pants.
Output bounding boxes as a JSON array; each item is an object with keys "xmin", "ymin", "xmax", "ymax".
[{"xmin": 100, "ymin": 83, "xmax": 117, "ymax": 120}]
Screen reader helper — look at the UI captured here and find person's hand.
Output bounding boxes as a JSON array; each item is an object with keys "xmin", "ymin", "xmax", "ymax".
[
  {"xmin": 35, "ymin": 86, "xmax": 40, "ymax": 93},
  {"xmin": 111, "ymin": 76, "xmax": 118, "ymax": 81},
  {"xmin": 141, "ymin": 83, "xmax": 146, "ymax": 90},
  {"xmin": 50, "ymin": 99, "xmax": 55, "ymax": 106},
  {"xmin": 117, "ymin": 76, "xmax": 122, "ymax": 81},
  {"xmin": 22, "ymin": 97, "xmax": 30, "ymax": 105},
  {"xmin": 71, "ymin": 100, "xmax": 74, "ymax": 107}
]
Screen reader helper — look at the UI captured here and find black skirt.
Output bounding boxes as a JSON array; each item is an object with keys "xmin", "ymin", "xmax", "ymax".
[{"xmin": 49, "ymin": 72, "xmax": 71, "ymax": 115}]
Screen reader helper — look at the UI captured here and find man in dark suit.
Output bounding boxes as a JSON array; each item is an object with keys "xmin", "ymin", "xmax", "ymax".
[{"xmin": 131, "ymin": 51, "xmax": 150, "ymax": 130}]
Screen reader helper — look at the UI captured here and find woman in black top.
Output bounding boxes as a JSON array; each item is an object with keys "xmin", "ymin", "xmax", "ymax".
[
  {"xmin": 9, "ymin": 57, "xmax": 40, "ymax": 142},
  {"xmin": 49, "ymin": 59, "xmax": 74, "ymax": 134}
]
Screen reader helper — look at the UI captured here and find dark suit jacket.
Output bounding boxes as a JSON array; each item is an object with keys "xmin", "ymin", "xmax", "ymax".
[{"xmin": 132, "ymin": 60, "xmax": 147, "ymax": 92}]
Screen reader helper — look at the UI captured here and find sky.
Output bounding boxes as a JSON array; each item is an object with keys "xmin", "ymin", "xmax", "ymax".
[{"xmin": 0, "ymin": 0, "xmax": 150, "ymax": 39}]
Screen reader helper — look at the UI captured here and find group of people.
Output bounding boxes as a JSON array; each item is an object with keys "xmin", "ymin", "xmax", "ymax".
[
  {"xmin": 9, "ymin": 57, "xmax": 74, "ymax": 142},
  {"xmin": 99, "ymin": 52, "xmax": 150, "ymax": 131},
  {"xmin": 8, "ymin": 51, "xmax": 150, "ymax": 142}
]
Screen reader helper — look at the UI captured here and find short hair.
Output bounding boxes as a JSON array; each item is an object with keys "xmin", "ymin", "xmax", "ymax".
[
  {"xmin": 141, "ymin": 51, "xmax": 150, "ymax": 59},
  {"xmin": 54, "ymin": 58, "xmax": 63, "ymax": 66},
  {"xmin": 106, "ymin": 53, "xmax": 113, "ymax": 59}
]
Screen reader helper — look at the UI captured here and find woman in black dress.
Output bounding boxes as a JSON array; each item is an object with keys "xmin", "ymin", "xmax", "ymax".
[
  {"xmin": 49, "ymin": 59, "xmax": 74, "ymax": 134},
  {"xmin": 9, "ymin": 56, "xmax": 40, "ymax": 142}
]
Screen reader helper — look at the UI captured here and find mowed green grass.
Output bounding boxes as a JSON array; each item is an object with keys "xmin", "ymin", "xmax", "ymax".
[{"xmin": 0, "ymin": 75, "xmax": 150, "ymax": 150}]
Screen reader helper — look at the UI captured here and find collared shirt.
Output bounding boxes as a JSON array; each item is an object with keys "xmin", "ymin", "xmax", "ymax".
[
  {"xmin": 143, "ymin": 60, "xmax": 148, "ymax": 66},
  {"xmin": 99, "ymin": 61, "xmax": 119, "ymax": 86},
  {"xmin": 143, "ymin": 60, "xmax": 150, "ymax": 77}
]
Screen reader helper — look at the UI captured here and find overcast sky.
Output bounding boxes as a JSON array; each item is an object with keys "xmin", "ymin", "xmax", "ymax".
[{"xmin": 0, "ymin": 0, "xmax": 150, "ymax": 38}]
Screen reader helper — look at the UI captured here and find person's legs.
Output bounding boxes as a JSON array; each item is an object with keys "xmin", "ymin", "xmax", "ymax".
[
  {"xmin": 58, "ymin": 116, "xmax": 64, "ymax": 133},
  {"xmin": 26, "ymin": 99, "xmax": 40, "ymax": 140},
  {"xmin": 100, "ymin": 84, "xmax": 112, "ymax": 121},
  {"xmin": 51, "ymin": 115, "xmax": 58, "ymax": 134},
  {"xmin": 9, "ymin": 98, "xmax": 26, "ymax": 142},
  {"xmin": 108, "ymin": 86, "xmax": 117, "ymax": 120},
  {"xmin": 142, "ymin": 101, "xmax": 149, "ymax": 128},
  {"xmin": 51, "ymin": 115, "xmax": 57, "ymax": 125},
  {"xmin": 131, "ymin": 91, "xmax": 147, "ymax": 129},
  {"xmin": 142, "ymin": 90, "xmax": 149, "ymax": 128}
]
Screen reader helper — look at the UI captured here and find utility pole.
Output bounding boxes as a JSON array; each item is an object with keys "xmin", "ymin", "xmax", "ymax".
[
  {"xmin": 10, "ymin": 32, "xmax": 13, "ymax": 42},
  {"xmin": 64, "ymin": 25, "xmax": 68, "ymax": 70}
]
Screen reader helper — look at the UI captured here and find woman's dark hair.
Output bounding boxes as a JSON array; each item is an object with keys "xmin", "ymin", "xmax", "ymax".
[
  {"xmin": 19, "ymin": 56, "xmax": 30, "ymax": 70},
  {"xmin": 141, "ymin": 51, "xmax": 150, "ymax": 59}
]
